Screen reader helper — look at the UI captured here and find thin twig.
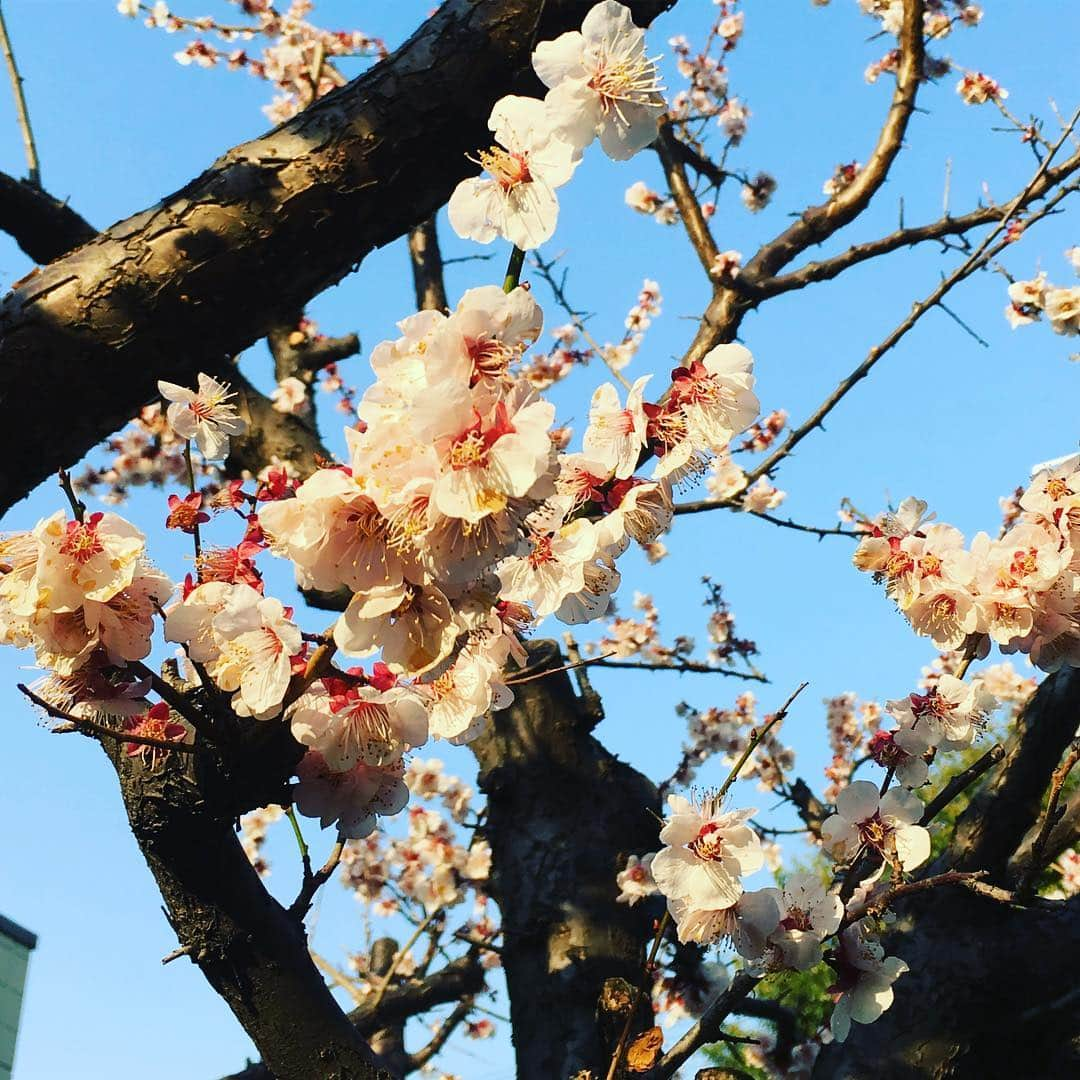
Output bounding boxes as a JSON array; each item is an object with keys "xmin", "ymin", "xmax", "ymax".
[
  {"xmin": 673, "ymin": 500, "xmax": 861, "ymax": 539},
  {"xmin": 503, "ymin": 651, "xmax": 618, "ymax": 686},
  {"xmin": 1018, "ymin": 739, "xmax": 1080, "ymax": 897},
  {"xmin": 410, "ymin": 996, "xmax": 475, "ymax": 1069},
  {"xmin": 311, "ymin": 949, "xmax": 367, "ymax": 1005},
  {"xmin": 588, "ymin": 657, "xmax": 767, "ymax": 683},
  {"xmin": 530, "ymin": 250, "xmax": 634, "ymax": 388},
  {"xmin": 0, "ymin": 1, "xmax": 39, "ymax": 185},
  {"xmin": 19, "ymin": 683, "xmax": 199, "ymax": 754},
  {"xmin": 743, "ymin": 109, "xmax": 1080, "ymax": 492},
  {"xmin": 290, "ymin": 835, "xmax": 346, "ymax": 918},
  {"xmin": 717, "ymin": 683, "xmax": 808, "ymax": 801},
  {"xmin": 920, "ymin": 743, "xmax": 1005, "ymax": 825},
  {"xmin": 369, "ymin": 908, "xmax": 442, "ymax": 1012},
  {"xmin": 57, "ymin": 467, "xmax": 85, "ymax": 522}
]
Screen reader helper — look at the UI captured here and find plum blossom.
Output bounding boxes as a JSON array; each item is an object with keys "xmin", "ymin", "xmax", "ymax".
[
  {"xmin": 616, "ymin": 853, "xmax": 659, "ymax": 906},
  {"xmin": 764, "ymin": 871, "xmax": 844, "ymax": 971},
  {"xmin": 648, "ymin": 343, "xmax": 760, "ymax": 480},
  {"xmin": 1045, "ymin": 286, "xmax": 1080, "ymax": 335},
  {"xmin": 651, "ymin": 793, "xmax": 763, "ymax": 943},
  {"xmin": 289, "ymin": 677, "xmax": 429, "ymax": 770},
  {"xmin": 27, "ymin": 510, "xmax": 146, "ymax": 613},
  {"xmin": 448, "ymin": 95, "xmax": 579, "ymax": 250},
  {"xmin": 205, "ymin": 588, "xmax": 303, "ymax": 717},
  {"xmin": 582, "ymin": 376, "xmax": 650, "ymax": 478},
  {"xmin": 821, "ymin": 780, "xmax": 930, "ymax": 871},
  {"xmin": 957, "ymin": 72, "xmax": 1007, "ymax": 105},
  {"xmin": 123, "ymin": 701, "xmax": 189, "ymax": 769},
  {"xmin": 270, "ymin": 375, "xmax": 310, "ymax": 415},
  {"xmin": 828, "ymin": 921, "xmax": 909, "ymax": 1042},
  {"xmin": 294, "ymin": 751, "xmax": 409, "ymax": 838},
  {"xmin": 533, "ymin": 0, "xmax": 665, "ymax": 160},
  {"xmin": 333, "ymin": 581, "xmax": 460, "ymax": 677},
  {"xmin": 157, "ymin": 373, "xmax": 247, "ymax": 460}
]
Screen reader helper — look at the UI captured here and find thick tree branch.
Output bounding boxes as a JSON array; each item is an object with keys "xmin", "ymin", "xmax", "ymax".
[
  {"xmin": 0, "ymin": 0, "xmax": 675, "ymax": 518},
  {"xmin": 0, "ymin": 169, "xmax": 95, "ymax": 264},
  {"xmin": 942, "ymin": 667, "xmax": 1080, "ymax": 883},
  {"xmin": 655, "ymin": 121, "xmax": 719, "ymax": 274}
]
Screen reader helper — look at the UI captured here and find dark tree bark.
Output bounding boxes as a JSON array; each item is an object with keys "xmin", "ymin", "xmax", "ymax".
[
  {"xmin": 814, "ymin": 667, "xmax": 1080, "ymax": 1079},
  {"xmin": 470, "ymin": 641, "xmax": 661, "ymax": 1079},
  {"xmin": 95, "ymin": 715, "xmax": 392, "ymax": 1080},
  {"xmin": 0, "ymin": 0, "xmax": 675, "ymax": 518}
]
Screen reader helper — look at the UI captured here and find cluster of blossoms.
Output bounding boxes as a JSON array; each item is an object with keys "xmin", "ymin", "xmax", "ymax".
[
  {"xmin": 666, "ymin": 2, "xmax": 743, "ymax": 126},
  {"xmin": 338, "ymin": 759, "xmax": 493, "ymax": 920},
  {"xmin": 74, "ymin": 402, "xmax": 208, "ymax": 505},
  {"xmin": 823, "ymin": 693, "xmax": 883, "ymax": 802},
  {"xmin": 6, "ymin": 4, "xmax": 765, "ymax": 856},
  {"xmin": 591, "ymin": 590, "xmax": 692, "ymax": 662},
  {"xmin": 854, "ymin": 477, "xmax": 1080, "ymax": 671},
  {"xmin": 450, "ymin": 1, "xmax": 666, "ymax": 251},
  {"xmin": 956, "ymin": 70, "xmax": 1007, "ymax": 106},
  {"xmin": 667, "ymin": 691, "xmax": 795, "ymax": 794},
  {"xmin": 1004, "ymin": 267, "xmax": 1080, "ymax": 339},
  {"xmin": 858, "ymin": 1, "xmax": 981, "ymax": 85},
  {"xmin": 642, "ymin": 796, "xmax": 847, "ymax": 999},
  {"xmin": 0, "ymin": 510, "xmax": 171, "ymax": 683},
  {"xmin": 519, "ymin": 322, "xmax": 593, "ymax": 390},
  {"xmin": 120, "ymin": 0, "xmax": 387, "ymax": 122}
]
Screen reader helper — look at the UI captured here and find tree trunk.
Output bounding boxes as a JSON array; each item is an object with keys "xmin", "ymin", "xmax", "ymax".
[
  {"xmin": 98, "ymin": 724, "xmax": 391, "ymax": 1080},
  {"xmin": 471, "ymin": 641, "xmax": 660, "ymax": 1079}
]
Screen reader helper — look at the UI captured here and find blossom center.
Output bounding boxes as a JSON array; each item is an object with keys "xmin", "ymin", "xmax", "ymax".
[
  {"xmin": 688, "ymin": 821, "xmax": 728, "ymax": 861},
  {"xmin": 478, "ymin": 146, "xmax": 532, "ymax": 191},
  {"xmin": 60, "ymin": 519, "xmax": 104, "ymax": 564}
]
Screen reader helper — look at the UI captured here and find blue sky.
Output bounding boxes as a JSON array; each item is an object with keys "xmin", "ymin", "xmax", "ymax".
[{"xmin": 0, "ymin": 1, "xmax": 1078, "ymax": 1077}]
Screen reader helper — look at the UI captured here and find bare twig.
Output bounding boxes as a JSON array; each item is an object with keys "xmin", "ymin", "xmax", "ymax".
[
  {"xmin": 920, "ymin": 743, "xmax": 1006, "ymax": 826},
  {"xmin": 409, "ymin": 996, "xmax": 475, "ymax": 1069},
  {"xmin": 311, "ymin": 950, "xmax": 367, "ymax": 1006},
  {"xmin": 757, "ymin": 144, "xmax": 1080, "ymax": 299},
  {"xmin": 0, "ymin": 1, "xmax": 39, "ymax": 185},
  {"xmin": 369, "ymin": 908, "xmax": 443, "ymax": 1012},
  {"xmin": 19, "ymin": 683, "xmax": 199, "ymax": 754},
  {"xmin": 1017, "ymin": 739, "xmax": 1080, "ymax": 897},
  {"xmin": 673, "ymin": 500, "xmax": 861, "ymax": 539},
  {"xmin": 743, "ymin": 112, "xmax": 1080, "ymax": 491},
  {"xmin": 290, "ymin": 835, "xmax": 346, "ymax": 919},
  {"xmin": 588, "ymin": 657, "xmax": 767, "ymax": 683}
]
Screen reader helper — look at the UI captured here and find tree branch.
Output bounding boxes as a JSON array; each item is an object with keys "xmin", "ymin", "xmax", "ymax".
[
  {"xmin": 408, "ymin": 216, "xmax": 449, "ymax": 313},
  {"xmin": 0, "ymin": 0, "xmax": 676, "ymax": 517},
  {"xmin": 742, "ymin": 0, "xmax": 925, "ymax": 284},
  {"xmin": 943, "ymin": 667, "xmax": 1080, "ymax": 883},
  {"xmin": 756, "ymin": 146, "xmax": 1080, "ymax": 299},
  {"xmin": 0, "ymin": 169, "xmax": 95, "ymax": 263}
]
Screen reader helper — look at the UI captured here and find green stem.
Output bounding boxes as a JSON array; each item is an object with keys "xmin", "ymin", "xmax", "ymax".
[
  {"xmin": 284, "ymin": 805, "xmax": 311, "ymax": 877},
  {"xmin": 502, "ymin": 245, "xmax": 525, "ymax": 293}
]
